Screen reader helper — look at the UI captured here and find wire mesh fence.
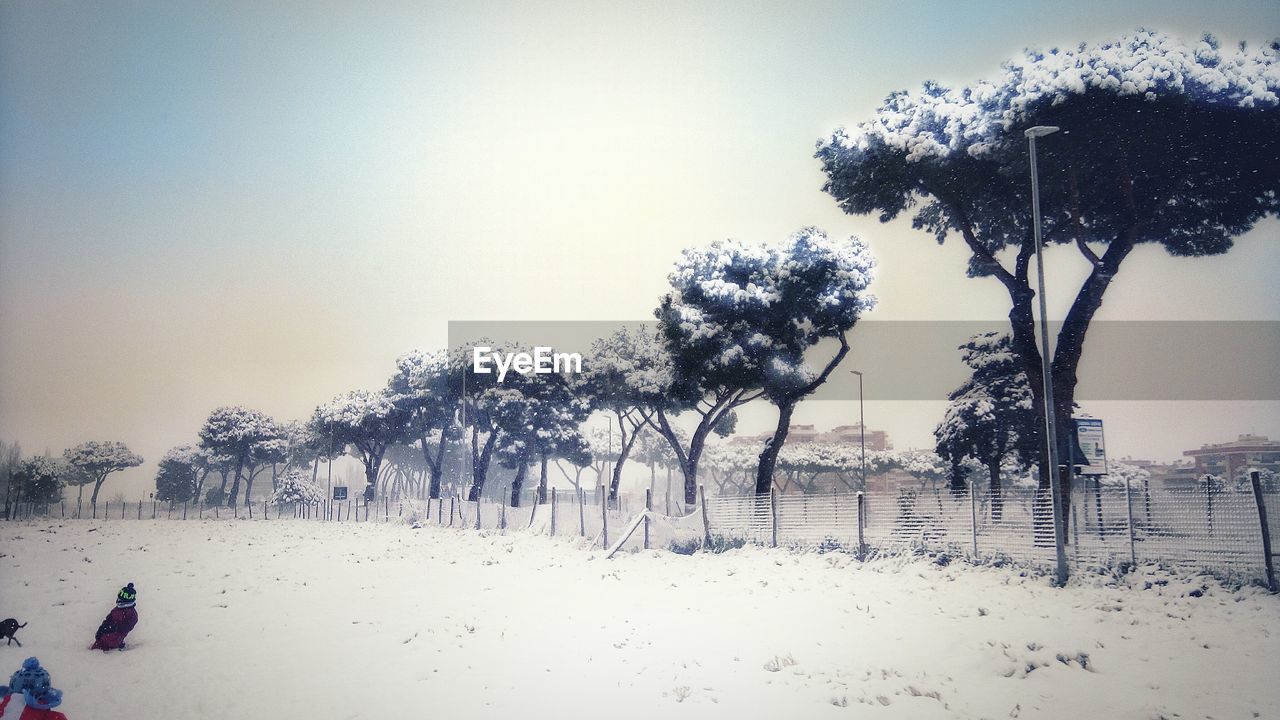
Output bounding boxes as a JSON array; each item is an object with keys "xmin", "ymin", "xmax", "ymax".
[
  {"xmin": 701, "ymin": 481, "xmax": 1277, "ymax": 586},
  {"xmin": 6, "ymin": 476, "xmax": 1274, "ymax": 586}
]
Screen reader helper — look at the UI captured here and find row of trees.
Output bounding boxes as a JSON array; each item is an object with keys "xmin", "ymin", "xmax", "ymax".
[
  {"xmin": 2, "ymin": 440, "xmax": 143, "ymax": 514},
  {"xmin": 148, "ymin": 227, "xmax": 877, "ymax": 510}
]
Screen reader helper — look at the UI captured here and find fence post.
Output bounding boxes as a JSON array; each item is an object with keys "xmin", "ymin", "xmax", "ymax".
[
  {"xmin": 968, "ymin": 479, "xmax": 978, "ymax": 558},
  {"xmin": 138, "ymin": 500, "xmax": 142, "ymax": 519},
  {"xmin": 151, "ymin": 500, "xmax": 156, "ymax": 519},
  {"xmin": 1248, "ymin": 470, "xmax": 1276, "ymax": 592},
  {"xmin": 643, "ymin": 488, "xmax": 651, "ymax": 550},
  {"xmin": 449, "ymin": 497, "xmax": 455, "ymax": 527},
  {"xmin": 699, "ymin": 485, "xmax": 711, "ymax": 547},
  {"xmin": 551, "ymin": 488, "xmax": 557, "ymax": 537},
  {"xmin": 500, "ymin": 487, "xmax": 507, "ymax": 531},
  {"xmin": 1071, "ymin": 492, "xmax": 1080, "ymax": 563},
  {"xmin": 770, "ymin": 488, "xmax": 778, "ymax": 549},
  {"xmin": 474, "ymin": 494, "xmax": 481, "ymax": 531},
  {"xmin": 61, "ymin": 502, "xmax": 65, "ymax": 518},
  {"xmin": 578, "ymin": 487, "xmax": 585, "ymax": 537},
  {"xmin": 600, "ymin": 485, "xmax": 609, "ymax": 549},
  {"xmin": 1123, "ymin": 472, "xmax": 1137, "ymax": 569},
  {"xmin": 856, "ymin": 491, "xmax": 866, "ymax": 561},
  {"xmin": 437, "ymin": 496, "xmax": 443, "ymax": 525}
]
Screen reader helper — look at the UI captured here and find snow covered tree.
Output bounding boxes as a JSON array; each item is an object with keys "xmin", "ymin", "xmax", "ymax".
[
  {"xmin": 387, "ymin": 349, "xmax": 466, "ymax": 500},
  {"xmin": 155, "ymin": 445, "xmax": 201, "ymax": 503},
  {"xmin": 657, "ymin": 227, "xmax": 875, "ymax": 497},
  {"xmin": 456, "ymin": 338, "xmax": 508, "ymax": 502},
  {"xmin": 240, "ymin": 428, "xmax": 287, "ymax": 506},
  {"xmin": 270, "ymin": 468, "xmax": 325, "ymax": 507},
  {"xmin": 62, "ymin": 441, "xmax": 143, "ymax": 506},
  {"xmin": 700, "ymin": 441, "xmax": 756, "ymax": 496},
  {"xmin": 934, "ymin": 333, "xmax": 1037, "ymax": 519},
  {"xmin": 776, "ymin": 443, "xmax": 866, "ymax": 493},
  {"xmin": 0, "ymin": 440, "xmax": 19, "ymax": 516},
  {"xmin": 894, "ymin": 449, "xmax": 949, "ymax": 488},
  {"xmin": 576, "ymin": 326, "xmax": 669, "ymax": 503},
  {"xmin": 197, "ymin": 407, "xmax": 277, "ymax": 507},
  {"xmin": 817, "ymin": 30, "xmax": 1280, "ymax": 532},
  {"xmin": 310, "ymin": 390, "xmax": 409, "ymax": 501},
  {"xmin": 11, "ymin": 455, "xmax": 65, "ymax": 505},
  {"xmin": 488, "ymin": 368, "xmax": 591, "ymax": 507},
  {"xmin": 1235, "ymin": 466, "xmax": 1278, "ymax": 492}
]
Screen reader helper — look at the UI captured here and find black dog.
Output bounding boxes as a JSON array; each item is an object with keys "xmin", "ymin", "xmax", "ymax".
[{"xmin": 1, "ymin": 618, "xmax": 26, "ymax": 646}]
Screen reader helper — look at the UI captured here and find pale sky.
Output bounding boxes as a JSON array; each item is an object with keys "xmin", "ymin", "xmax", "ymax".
[{"xmin": 2, "ymin": 1, "xmax": 1278, "ymax": 498}]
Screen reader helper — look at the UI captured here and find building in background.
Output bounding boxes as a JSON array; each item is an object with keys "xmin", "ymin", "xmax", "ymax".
[{"xmin": 1182, "ymin": 434, "xmax": 1280, "ymax": 486}]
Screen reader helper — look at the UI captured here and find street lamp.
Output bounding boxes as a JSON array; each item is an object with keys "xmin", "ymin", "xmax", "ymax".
[
  {"xmin": 850, "ymin": 370, "xmax": 866, "ymax": 489},
  {"xmin": 1025, "ymin": 124, "xmax": 1069, "ymax": 585}
]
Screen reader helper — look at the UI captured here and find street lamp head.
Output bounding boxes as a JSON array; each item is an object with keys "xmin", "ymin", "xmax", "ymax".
[
  {"xmin": 1024, "ymin": 125, "xmax": 1060, "ymax": 139},
  {"xmin": 850, "ymin": 370, "xmax": 863, "ymax": 376}
]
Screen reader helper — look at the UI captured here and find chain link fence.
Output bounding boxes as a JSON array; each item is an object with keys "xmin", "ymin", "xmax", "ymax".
[
  {"xmin": 6, "ymin": 477, "xmax": 1274, "ymax": 587},
  {"xmin": 702, "ymin": 480, "xmax": 1278, "ymax": 586}
]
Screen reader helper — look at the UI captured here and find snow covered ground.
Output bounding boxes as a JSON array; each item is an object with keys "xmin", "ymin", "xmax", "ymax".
[{"xmin": 2, "ymin": 519, "xmax": 1277, "ymax": 719}]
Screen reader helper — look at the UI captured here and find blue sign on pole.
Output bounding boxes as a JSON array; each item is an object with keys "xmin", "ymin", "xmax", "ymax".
[{"xmin": 333, "ymin": 486, "xmax": 348, "ymax": 501}]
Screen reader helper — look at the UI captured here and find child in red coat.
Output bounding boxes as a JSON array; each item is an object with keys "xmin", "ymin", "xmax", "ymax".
[{"xmin": 89, "ymin": 583, "xmax": 137, "ymax": 652}]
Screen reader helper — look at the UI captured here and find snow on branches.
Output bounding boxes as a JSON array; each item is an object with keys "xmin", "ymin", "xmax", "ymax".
[
  {"xmin": 822, "ymin": 30, "xmax": 1280, "ymax": 163},
  {"xmin": 63, "ymin": 440, "xmax": 144, "ymax": 505},
  {"xmin": 270, "ymin": 469, "xmax": 325, "ymax": 506}
]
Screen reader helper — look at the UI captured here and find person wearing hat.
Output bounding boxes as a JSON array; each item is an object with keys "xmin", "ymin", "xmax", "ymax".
[
  {"xmin": 0, "ymin": 658, "xmax": 68, "ymax": 719},
  {"xmin": 89, "ymin": 583, "xmax": 138, "ymax": 652},
  {"xmin": 6, "ymin": 659, "xmax": 48, "ymax": 696}
]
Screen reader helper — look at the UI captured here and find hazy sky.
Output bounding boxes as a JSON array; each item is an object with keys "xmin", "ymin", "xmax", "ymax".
[{"xmin": 2, "ymin": 1, "xmax": 1278, "ymax": 497}]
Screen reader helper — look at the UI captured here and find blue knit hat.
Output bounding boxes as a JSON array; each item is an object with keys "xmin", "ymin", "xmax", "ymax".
[{"xmin": 7, "ymin": 657, "xmax": 49, "ymax": 695}]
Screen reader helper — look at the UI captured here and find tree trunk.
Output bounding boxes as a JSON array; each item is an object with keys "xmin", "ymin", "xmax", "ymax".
[
  {"xmin": 608, "ymin": 417, "xmax": 642, "ymax": 502},
  {"xmin": 228, "ymin": 460, "xmax": 247, "ymax": 507},
  {"xmin": 363, "ymin": 457, "xmax": 380, "ymax": 501},
  {"xmin": 987, "ymin": 457, "xmax": 1004, "ymax": 522},
  {"xmin": 467, "ymin": 428, "xmax": 497, "ymax": 501},
  {"xmin": 194, "ymin": 469, "xmax": 210, "ymax": 502},
  {"xmin": 423, "ymin": 425, "xmax": 451, "ymax": 500},
  {"xmin": 754, "ymin": 403, "xmax": 795, "ymax": 495},
  {"xmin": 90, "ymin": 474, "xmax": 107, "ymax": 505},
  {"xmin": 537, "ymin": 456, "xmax": 549, "ymax": 504},
  {"xmin": 509, "ymin": 462, "xmax": 528, "ymax": 507}
]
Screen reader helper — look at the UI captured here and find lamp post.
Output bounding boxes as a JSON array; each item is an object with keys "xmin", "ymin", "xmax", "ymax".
[
  {"xmin": 1025, "ymin": 124, "xmax": 1069, "ymax": 585},
  {"xmin": 327, "ymin": 421, "xmax": 333, "ymax": 520},
  {"xmin": 851, "ymin": 370, "xmax": 866, "ymax": 490}
]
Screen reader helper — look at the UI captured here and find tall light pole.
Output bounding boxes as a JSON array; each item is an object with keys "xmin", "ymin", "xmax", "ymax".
[
  {"xmin": 851, "ymin": 370, "xmax": 866, "ymax": 490},
  {"xmin": 1026, "ymin": 124, "xmax": 1069, "ymax": 585},
  {"xmin": 327, "ymin": 420, "xmax": 333, "ymax": 520}
]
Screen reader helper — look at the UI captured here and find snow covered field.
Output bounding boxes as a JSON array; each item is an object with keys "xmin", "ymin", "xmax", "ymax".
[{"xmin": 2, "ymin": 520, "xmax": 1277, "ymax": 719}]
